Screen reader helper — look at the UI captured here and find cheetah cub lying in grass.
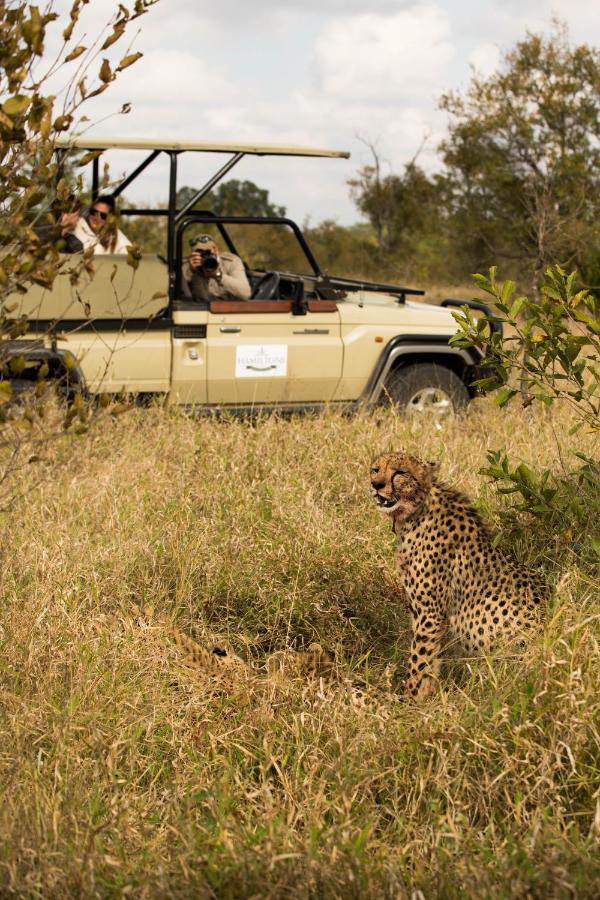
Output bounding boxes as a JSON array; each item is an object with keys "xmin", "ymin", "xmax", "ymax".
[
  {"xmin": 137, "ymin": 606, "xmax": 335, "ymax": 685},
  {"xmin": 370, "ymin": 452, "xmax": 545, "ymax": 699}
]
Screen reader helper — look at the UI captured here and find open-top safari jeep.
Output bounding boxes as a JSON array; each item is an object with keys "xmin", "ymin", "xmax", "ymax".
[{"xmin": 7, "ymin": 137, "xmax": 498, "ymax": 414}]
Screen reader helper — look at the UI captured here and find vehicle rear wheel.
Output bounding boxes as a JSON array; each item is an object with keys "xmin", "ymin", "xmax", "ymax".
[{"xmin": 384, "ymin": 362, "xmax": 469, "ymax": 416}]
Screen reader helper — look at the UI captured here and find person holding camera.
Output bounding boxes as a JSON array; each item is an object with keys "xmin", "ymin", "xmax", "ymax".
[{"xmin": 183, "ymin": 234, "xmax": 251, "ymax": 301}]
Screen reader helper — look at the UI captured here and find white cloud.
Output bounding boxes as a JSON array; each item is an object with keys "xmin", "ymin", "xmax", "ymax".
[
  {"xmin": 115, "ymin": 50, "xmax": 240, "ymax": 112},
  {"xmin": 210, "ymin": 0, "xmax": 408, "ymax": 15},
  {"xmin": 314, "ymin": 4, "xmax": 454, "ymax": 103},
  {"xmin": 468, "ymin": 42, "xmax": 502, "ymax": 78},
  {"xmin": 491, "ymin": 0, "xmax": 597, "ymax": 39}
]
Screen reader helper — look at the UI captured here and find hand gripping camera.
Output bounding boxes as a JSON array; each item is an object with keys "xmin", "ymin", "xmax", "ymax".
[{"xmin": 190, "ymin": 234, "xmax": 219, "ymax": 273}]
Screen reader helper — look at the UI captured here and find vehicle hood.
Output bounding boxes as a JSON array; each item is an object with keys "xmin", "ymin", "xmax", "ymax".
[{"xmin": 338, "ymin": 292, "xmax": 458, "ymax": 333}]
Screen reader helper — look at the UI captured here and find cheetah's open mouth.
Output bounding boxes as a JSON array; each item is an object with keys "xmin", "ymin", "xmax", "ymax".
[{"xmin": 373, "ymin": 492, "xmax": 401, "ymax": 514}]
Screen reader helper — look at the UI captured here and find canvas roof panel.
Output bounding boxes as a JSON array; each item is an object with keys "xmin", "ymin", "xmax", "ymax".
[{"xmin": 55, "ymin": 136, "xmax": 350, "ymax": 158}]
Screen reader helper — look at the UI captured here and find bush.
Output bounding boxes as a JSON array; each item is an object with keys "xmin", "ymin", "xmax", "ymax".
[{"xmin": 451, "ymin": 265, "xmax": 599, "ymax": 564}]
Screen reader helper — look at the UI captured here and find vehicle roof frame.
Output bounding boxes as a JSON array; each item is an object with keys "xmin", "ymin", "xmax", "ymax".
[
  {"xmin": 55, "ymin": 139, "xmax": 349, "ymax": 302},
  {"xmin": 55, "ymin": 139, "xmax": 424, "ymax": 305}
]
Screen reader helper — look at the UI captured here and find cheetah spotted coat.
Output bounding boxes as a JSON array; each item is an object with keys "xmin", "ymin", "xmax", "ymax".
[{"xmin": 370, "ymin": 452, "xmax": 545, "ymax": 699}]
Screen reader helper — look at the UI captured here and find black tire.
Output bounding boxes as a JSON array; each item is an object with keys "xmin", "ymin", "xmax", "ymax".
[
  {"xmin": 8, "ymin": 378, "xmax": 37, "ymax": 398},
  {"xmin": 8, "ymin": 376, "xmax": 71, "ymax": 405},
  {"xmin": 384, "ymin": 362, "xmax": 470, "ymax": 415}
]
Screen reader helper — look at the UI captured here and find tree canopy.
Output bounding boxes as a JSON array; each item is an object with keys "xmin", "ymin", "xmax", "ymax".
[
  {"xmin": 348, "ymin": 156, "xmax": 450, "ymax": 282},
  {"xmin": 349, "ymin": 23, "xmax": 600, "ymax": 287},
  {"xmin": 440, "ymin": 23, "xmax": 600, "ymax": 288},
  {"xmin": 177, "ymin": 179, "xmax": 286, "ymax": 219}
]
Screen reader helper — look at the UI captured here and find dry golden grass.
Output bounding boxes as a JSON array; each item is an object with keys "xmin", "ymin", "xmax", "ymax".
[{"xmin": 0, "ymin": 400, "xmax": 598, "ymax": 897}]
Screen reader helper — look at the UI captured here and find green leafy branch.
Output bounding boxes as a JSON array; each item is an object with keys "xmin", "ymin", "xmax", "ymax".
[
  {"xmin": 481, "ymin": 449, "xmax": 600, "ymax": 564},
  {"xmin": 450, "ymin": 265, "xmax": 600, "ymax": 433}
]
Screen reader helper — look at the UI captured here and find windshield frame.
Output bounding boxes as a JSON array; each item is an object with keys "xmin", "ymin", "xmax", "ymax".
[{"xmin": 177, "ymin": 212, "xmax": 322, "ymax": 282}]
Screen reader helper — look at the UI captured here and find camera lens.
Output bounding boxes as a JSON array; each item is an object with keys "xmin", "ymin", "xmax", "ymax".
[{"xmin": 202, "ymin": 253, "xmax": 219, "ymax": 272}]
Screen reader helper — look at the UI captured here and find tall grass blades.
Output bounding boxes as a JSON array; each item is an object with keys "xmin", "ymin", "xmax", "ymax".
[{"xmin": 0, "ymin": 401, "xmax": 598, "ymax": 897}]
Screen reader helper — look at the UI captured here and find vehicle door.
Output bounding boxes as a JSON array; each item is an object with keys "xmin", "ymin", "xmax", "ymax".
[
  {"xmin": 206, "ymin": 298, "xmax": 342, "ymax": 405},
  {"xmin": 176, "ymin": 217, "xmax": 343, "ymax": 406}
]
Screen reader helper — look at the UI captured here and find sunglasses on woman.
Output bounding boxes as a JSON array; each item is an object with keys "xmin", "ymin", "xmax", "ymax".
[{"xmin": 90, "ymin": 208, "xmax": 109, "ymax": 220}]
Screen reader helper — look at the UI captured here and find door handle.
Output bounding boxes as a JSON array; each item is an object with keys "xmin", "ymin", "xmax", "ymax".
[
  {"xmin": 220, "ymin": 326, "xmax": 241, "ymax": 333},
  {"xmin": 293, "ymin": 328, "xmax": 330, "ymax": 334}
]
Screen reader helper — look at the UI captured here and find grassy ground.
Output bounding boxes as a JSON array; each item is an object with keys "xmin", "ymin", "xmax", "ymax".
[{"xmin": 0, "ymin": 400, "xmax": 598, "ymax": 898}]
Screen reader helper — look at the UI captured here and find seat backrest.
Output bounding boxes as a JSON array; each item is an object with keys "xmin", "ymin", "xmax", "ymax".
[{"xmin": 11, "ymin": 254, "xmax": 168, "ymax": 322}]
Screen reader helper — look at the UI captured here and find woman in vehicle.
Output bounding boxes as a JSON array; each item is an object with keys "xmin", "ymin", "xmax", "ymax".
[{"xmin": 74, "ymin": 194, "xmax": 131, "ymax": 254}]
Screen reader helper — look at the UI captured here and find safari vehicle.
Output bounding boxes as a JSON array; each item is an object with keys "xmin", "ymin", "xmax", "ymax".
[{"xmin": 8, "ymin": 138, "xmax": 498, "ymax": 415}]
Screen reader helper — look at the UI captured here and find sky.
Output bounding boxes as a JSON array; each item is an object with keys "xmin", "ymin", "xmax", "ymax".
[{"xmin": 48, "ymin": 0, "xmax": 600, "ymax": 224}]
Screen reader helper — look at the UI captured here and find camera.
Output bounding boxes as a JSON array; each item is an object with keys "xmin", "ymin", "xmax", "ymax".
[
  {"xmin": 197, "ymin": 249, "xmax": 219, "ymax": 272},
  {"xmin": 190, "ymin": 234, "xmax": 219, "ymax": 273}
]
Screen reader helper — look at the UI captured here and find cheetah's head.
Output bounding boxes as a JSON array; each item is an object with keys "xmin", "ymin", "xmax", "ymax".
[{"xmin": 370, "ymin": 452, "xmax": 439, "ymax": 520}]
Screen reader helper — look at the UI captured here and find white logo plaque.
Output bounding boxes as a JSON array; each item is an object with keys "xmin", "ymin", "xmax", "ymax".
[{"xmin": 235, "ymin": 344, "xmax": 288, "ymax": 378}]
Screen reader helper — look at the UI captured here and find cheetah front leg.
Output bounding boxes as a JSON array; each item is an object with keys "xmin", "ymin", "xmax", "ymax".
[{"xmin": 405, "ymin": 612, "xmax": 446, "ymax": 700}]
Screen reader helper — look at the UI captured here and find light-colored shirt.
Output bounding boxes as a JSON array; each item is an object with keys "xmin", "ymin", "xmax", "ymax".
[{"xmin": 74, "ymin": 217, "xmax": 131, "ymax": 254}]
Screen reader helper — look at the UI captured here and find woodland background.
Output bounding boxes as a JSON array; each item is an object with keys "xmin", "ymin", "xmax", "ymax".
[{"xmin": 124, "ymin": 25, "xmax": 600, "ymax": 296}]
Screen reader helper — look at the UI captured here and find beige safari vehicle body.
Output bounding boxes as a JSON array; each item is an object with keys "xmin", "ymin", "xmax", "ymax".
[{"xmin": 8, "ymin": 138, "xmax": 498, "ymax": 413}]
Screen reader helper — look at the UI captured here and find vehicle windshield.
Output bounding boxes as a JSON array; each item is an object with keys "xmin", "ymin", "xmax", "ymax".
[{"xmin": 182, "ymin": 220, "xmax": 316, "ymax": 276}]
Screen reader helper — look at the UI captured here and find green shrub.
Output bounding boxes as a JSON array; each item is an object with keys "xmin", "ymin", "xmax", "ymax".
[{"xmin": 451, "ymin": 265, "xmax": 599, "ymax": 564}]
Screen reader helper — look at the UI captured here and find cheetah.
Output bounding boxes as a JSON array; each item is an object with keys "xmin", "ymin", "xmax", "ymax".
[
  {"xmin": 370, "ymin": 452, "xmax": 545, "ymax": 699},
  {"xmin": 136, "ymin": 608, "xmax": 395, "ymax": 710},
  {"xmin": 137, "ymin": 606, "xmax": 336, "ymax": 684},
  {"xmin": 171, "ymin": 627, "xmax": 335, "ymax": 681}
]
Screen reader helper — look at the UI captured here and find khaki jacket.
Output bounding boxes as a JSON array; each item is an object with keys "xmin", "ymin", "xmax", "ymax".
[{"xmin": 183, "ymin": 252, "xmax": 251, "ymax": 301}]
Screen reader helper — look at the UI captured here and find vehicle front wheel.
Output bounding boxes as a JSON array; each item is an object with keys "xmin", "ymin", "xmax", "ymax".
[
  {"xmin": 384, "ymin": 362, "xmax": 469, "ymax": 416},
  {"xmin": 7, "ymin": 376, "xmax": 73, "ymax": 407}
]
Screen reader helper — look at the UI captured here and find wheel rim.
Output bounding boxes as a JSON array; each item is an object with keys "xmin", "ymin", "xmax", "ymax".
[{"xmin": 406, "ymin": 386, "xmax": 453, "ymax": 416}]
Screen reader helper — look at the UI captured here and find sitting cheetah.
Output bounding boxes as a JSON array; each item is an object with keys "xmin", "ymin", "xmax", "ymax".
[{"xmin": 370, "ymin": 452, "xmax": 545, "ymax": 699}]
